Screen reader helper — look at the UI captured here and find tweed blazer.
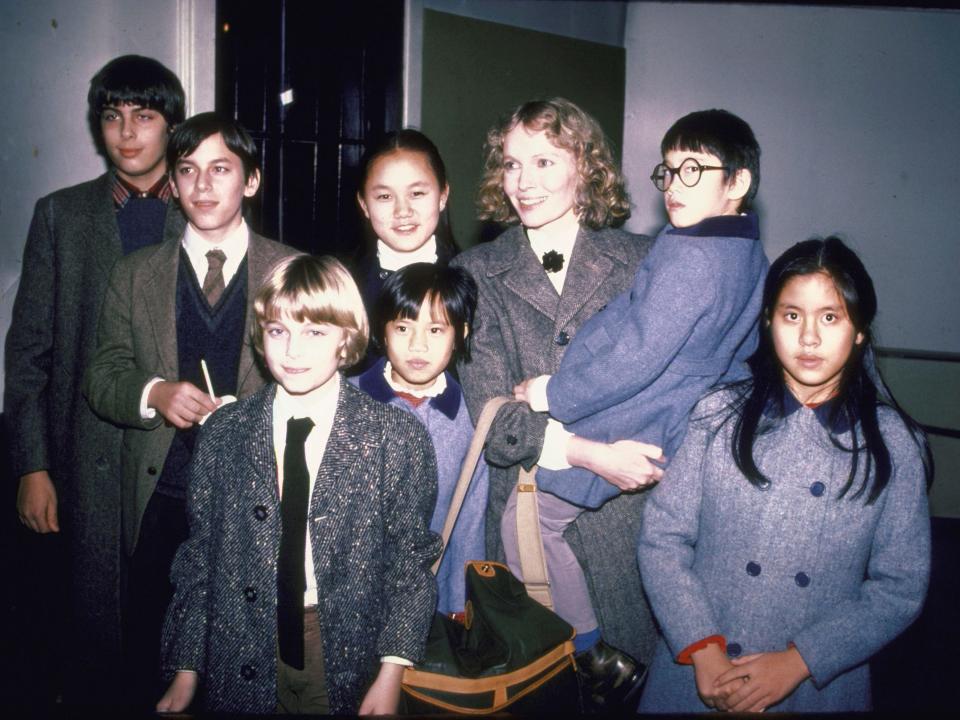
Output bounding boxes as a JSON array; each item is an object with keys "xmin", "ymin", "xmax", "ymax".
[
  {"xmin": 638, "ymin": 389, "xmax": 930, "ymax": 712},
  {"xmin": 451, "ymin": 223, "xmax": 660, "ymax": 662},
  {"xmin": 83, "ymin": 228, "xmax": 297, "ymax": 554},
  {"xmin": 161, "ymin": 380, "xmax": 441, "ymax": 714},
  {"xmin": 3, "ymin": 171, "xmax": 185, "ymax": 690}
]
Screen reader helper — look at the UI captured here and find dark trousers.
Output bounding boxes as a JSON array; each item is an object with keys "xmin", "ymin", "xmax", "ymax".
[
  {"xmin": 276, "ymin": 607, "xmax": 330, "ymax": 714},
  {"xmin": 4, "ymin": 519, "xmax": 70, "ymax": 708},
  {"xmin": 121, "ymin": 491, "xmax": 189, "ymax": 710}
]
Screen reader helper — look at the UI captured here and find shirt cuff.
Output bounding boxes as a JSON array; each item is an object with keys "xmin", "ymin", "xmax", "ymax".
[
  {"xmin": 528, "ymin": 375, "xmax": 551, "ymax": 413},
  {"xmin": 381, "ymin": 656, "xmax": 413, "ymax": 667},
  {"xmin": 537, "ymin": 419, "xmax": 573, "ymax": 470},
  {"xmin": 140, "ymin": 377, "xmax": 165, "ymax": 420}
]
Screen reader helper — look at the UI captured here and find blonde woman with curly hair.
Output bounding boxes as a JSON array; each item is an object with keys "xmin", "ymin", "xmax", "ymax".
[{"xmin": 452, "ymin": 98, "xmax": 659, "ymax": 711}]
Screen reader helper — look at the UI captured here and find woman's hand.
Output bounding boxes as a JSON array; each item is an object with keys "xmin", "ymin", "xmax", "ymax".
[{"xmin": 567, "ymin": 436, "xmax": 665, "ymax": 491}]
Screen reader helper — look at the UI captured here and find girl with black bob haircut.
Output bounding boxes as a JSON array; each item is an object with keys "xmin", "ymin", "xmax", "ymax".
[
  {"xmin": 733, "ymin": 236, "xmax": 932, "ymax": 502},
  {"xmin": 638, "ymin": 236, "xmax": 932, "ymax": 713}
]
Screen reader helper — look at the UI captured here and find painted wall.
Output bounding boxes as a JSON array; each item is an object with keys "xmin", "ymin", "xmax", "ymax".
[
  {"xmin": 622, "ymin": 2, "xmax": 960, "ymax": 356},
  {"xmin": 405, "ymin": 0, "xmax": 627, "ymax": 126},
  {"xmin": 0, "ymin": 0, "xmax": 215, "ymax": 407}
]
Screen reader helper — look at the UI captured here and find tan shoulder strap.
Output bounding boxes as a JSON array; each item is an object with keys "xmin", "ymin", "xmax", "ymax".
[
  {"xmin": 431, "ymin": 395, "xmax": 512, "ymax": 575},
  {"xmin": 431, "ymin": 396, "xmax": 554, "ymax": 610},
  {"xmin": 515, "ymin": 465, "xmax": 553, "ymax": 610}
]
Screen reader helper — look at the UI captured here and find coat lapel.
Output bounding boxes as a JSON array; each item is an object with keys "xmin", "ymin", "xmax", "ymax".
[
  {"xmin": 498, "ymin": 228, "xmax": 562, "ymax": 321},
  {"xmin": 237, "ymin": 231, "xmax": 273, "ymax": 394},
  {"xmin": 310, "ymin": 381, "xmax": 366, "ymax": 514},
  {"xmin": 88, "ymin": 173, "xmax": 123, "ymax": 280},
  {"xmin": 140, "ymin": 237, "xmax": 183, "ymax": 380},
  {"xmin": 245, "ymin": 385, "xmax": 281, "ymax": 507},
  {"xmin": 554, "ymin": 226, "xmax": 618, "ymax": 331}
]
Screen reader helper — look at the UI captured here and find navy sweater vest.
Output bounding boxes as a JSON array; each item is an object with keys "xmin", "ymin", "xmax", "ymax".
[
  {"xmin": 116, "ymin": 198, "xmax": 168, "ymax": 255},
  {"xmin": 155, "ymin": 250, "xmax": 248, "ymax": 498}
]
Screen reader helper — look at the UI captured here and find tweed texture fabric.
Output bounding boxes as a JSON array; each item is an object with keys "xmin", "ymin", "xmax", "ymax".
[
  {"xmin": 451, "ymin": 224, "xmax": 660, "ymax": 663},
  {"xmin": 638, "ymin": 388, "xmax": 931, "ymax": 712},
  {"xmin": 83, "ymin": 230, "xmax": 298, "ymax": 554},
  {"xmin": 541, "ymin": 213, "xmax": 767, "ymax": 508},
  {"xmin": 4, "ymin": 171, "xmax": 185, "ymax": 699},
  {"xmin": 161, "ymin": 380, "xmax": 442, "ymax": 714}
]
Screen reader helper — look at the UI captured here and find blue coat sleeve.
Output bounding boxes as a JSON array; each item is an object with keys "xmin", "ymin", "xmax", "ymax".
[{"xmin": 546, "ymin": 242, "xmax": 717, "ymax": 424}]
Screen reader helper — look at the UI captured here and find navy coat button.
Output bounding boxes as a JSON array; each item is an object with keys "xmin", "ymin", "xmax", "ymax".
[
  {"xmin": 96, "ymin": 456, "xmax": 108, "ymax": 469},
  {"xmin": 147, "ymin": 466, "xmax": 158, "ymax": 476},
  {"xmin": 810, "ymin": 481, "xmax": 826, "ymax": 497},
  {"xmin": 240, "ymin": 664, "xmax": 256, "ymax": 680},
  {"xmin": 244, "ymin": 586, "xmax": 257, "ymax": 602},
  {"xmin": 746, "ymin": 561, "xmax": 761, "ymax": 577},
  {"xmin": 378, "ymin": 269, "xmax": 391, "ymax": 280},
  {"xmin": 555, "ymin": 331, "xmax": 570, "ymax": 346},
  {"xmin": 727, "ymin": 642, "xmax": 742, "ymax": 657},
  {"xmin": 254, "ymin": 505, "xmax": 268, "ymax": 521},
  {"xmin": 795, "ymin": 572, "xmax": 811, "ymax": 588},
  {"xmin": 506, "ymin": 435, "xmax": 518, "ymax": 446}
]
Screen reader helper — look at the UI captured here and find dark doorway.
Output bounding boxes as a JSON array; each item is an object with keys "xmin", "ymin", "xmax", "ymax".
[{"xmin": 216, "ymin": 0, "xmax": 404, "ymax": 256}]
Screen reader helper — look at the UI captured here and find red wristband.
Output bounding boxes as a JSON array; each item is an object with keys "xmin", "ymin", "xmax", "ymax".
[{"xmin": 676, "ymin": 634, "xmax": 727, "ymax": 665}]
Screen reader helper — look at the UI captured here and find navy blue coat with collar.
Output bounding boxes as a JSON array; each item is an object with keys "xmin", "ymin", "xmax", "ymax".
[
  {"xmin": 540, "ymin": 214, "xmax": 768, "ymax": 508},
  {"xmin": 160, "ymin": 379, "xmax": 442, "ymax": 714}
]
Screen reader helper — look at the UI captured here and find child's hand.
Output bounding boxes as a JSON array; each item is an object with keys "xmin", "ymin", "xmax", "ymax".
[
  {"xmin": 715, "ymin": 648, "xmax": 810, "ymax": 713},
  {"xmin": 513, "ymin": 374, "xmax": 551, "ymax": 411},
  {"xmin": 691, "ymin": 642, "xmax": 739, "ymax": 710},
  {"xmin": 16, "ymin": 470, "xmax": 59, "ymax": 533},
  {"xmin": 149, "ymin": 380, "xmax": 220, "ymax": 429},
  {"xmin": 358, "ymin": 661, "xmax": 404, "ymax": 715},
  {"xmin": 156, "ymin": 670, "xmax": 198, "ymax": 713}
]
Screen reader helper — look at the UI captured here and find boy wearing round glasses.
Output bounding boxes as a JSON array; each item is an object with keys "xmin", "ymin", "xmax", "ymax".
[{"xmin": 512, "ymin": 108, "xmax": 768, "ymax": 605}]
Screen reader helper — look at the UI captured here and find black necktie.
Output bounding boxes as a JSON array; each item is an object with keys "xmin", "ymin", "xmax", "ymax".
[{"xmin": 277, "ymin": 416, "xmax": 314, "ymax": 669}]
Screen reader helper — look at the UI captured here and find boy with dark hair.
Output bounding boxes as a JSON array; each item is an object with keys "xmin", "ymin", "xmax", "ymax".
[
  {"xmin": 353, "ymin": 262, "xmax": 487, "ymax": 615},
  {"xmin": 512, "ymin": 109, "xmax": 768, "ymax": 707},
  {"xmin": 84, "ymin": 112, "xmax": 297, "ymax": 706},
  {"xmin": 4, "ymin": 54, "xmax": 185, "ymax": 704}
]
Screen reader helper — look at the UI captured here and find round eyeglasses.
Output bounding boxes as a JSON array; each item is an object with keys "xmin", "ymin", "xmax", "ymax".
[{"xmin": 650, "ymin": 158, "xmax": 725, "ymax": 192}]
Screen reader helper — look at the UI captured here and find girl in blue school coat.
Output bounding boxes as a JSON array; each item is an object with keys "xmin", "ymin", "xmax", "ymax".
[
  {"xmin": 638, "ymin": 237, "xmax": 932, "ymax": 713},
  {"xmin": 353, "ymin": 262, "xmax": 486, "ymax": 615}
]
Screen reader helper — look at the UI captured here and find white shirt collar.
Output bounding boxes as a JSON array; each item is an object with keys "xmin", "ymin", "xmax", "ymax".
[
  {"xmin": 181, "ymin": 218, "xmax": 250, "ymax": 288},
  {"xmin": 382, "ymin": 360, "xmax": 447, "ymax": 398},
  {"xmin": 377, "ymin": 235, "xmax": 438, "ymax": 272}
]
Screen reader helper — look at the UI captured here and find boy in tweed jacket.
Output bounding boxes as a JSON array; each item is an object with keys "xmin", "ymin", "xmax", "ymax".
[{"xmin": 158, "ymin": 256, "xmax": 441, "ymax": 715}]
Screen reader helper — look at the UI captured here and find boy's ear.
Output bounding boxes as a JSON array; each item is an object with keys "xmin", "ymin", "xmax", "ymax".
[
  {"xmin": 356, "ymin": 192, "xmax": 371, "ymax": 219},
  {"xmin": 462, "ymin": 322, "xmax": 470, "ymax": 340},
  {"xmin": 727, "ymin": 168, "xmax": 752, "ymax": 202},
  {"xmin": 243, "ymin": 169, "xmax": 261, "ymax": 198},
  {"xmin": 169, "ymin": 173, "xmax": 179, "ymax": 199},
  {"xmin": 439, "ymin": 183, "xmax": 450, "ymax": 213}
]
